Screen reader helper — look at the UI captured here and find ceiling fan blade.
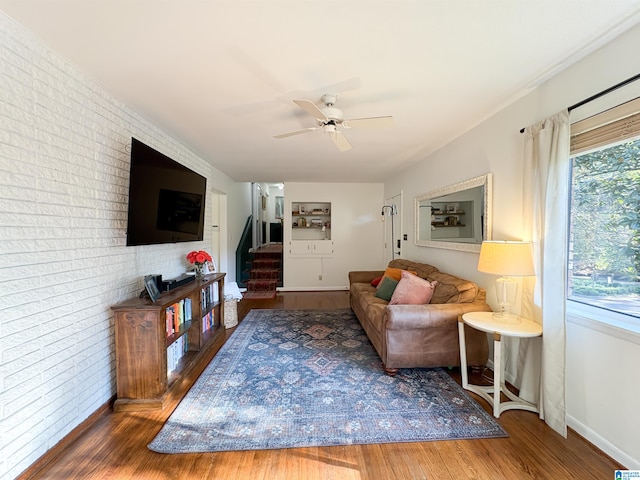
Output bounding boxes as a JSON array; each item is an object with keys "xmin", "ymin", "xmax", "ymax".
[
  {"xmin": 293, "ymin": 99, "xmax": 328, "ymax": 121},
  {"xmin": 273, "ymin": 127, "xmax": 318, "ymax": 139},
  {"xmin": 330, "ymin": 131, "xmax": 352, "ymax": 152},
  {"xmin": 343, "ymin": 116, "xmax": 394, "ymax": 129}
]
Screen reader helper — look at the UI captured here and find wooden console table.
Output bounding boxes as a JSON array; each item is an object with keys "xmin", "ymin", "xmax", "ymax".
[{"xmin": 111, "ymin": 273, "xmax": 225, "ymax": 412}]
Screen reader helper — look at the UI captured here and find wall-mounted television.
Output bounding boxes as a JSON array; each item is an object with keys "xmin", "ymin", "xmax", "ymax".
[{"xmin": 126, "ymin": 138, "xmax": 207, "ymax": 246}]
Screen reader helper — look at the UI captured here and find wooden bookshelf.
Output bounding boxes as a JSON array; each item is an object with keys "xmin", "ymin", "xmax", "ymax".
[{"xmin": 111, "ymin": 273, "xmax": 225, "ymax": 412}]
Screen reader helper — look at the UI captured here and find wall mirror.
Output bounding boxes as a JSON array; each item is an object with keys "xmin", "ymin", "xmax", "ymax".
[{"xmin": 414, "ymin": 174, "xmax": 492, "ymax": 253}]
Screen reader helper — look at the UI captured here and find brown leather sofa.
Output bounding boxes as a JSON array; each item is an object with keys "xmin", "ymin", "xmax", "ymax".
[{"xmin": 349, "ymin": 259, "xmax": 491, "ymax": 375}]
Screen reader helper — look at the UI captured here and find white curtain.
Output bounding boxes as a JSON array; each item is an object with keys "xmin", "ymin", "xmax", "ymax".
[{"xmin": 518, "ymin": 110, "xmax": 570, "ymax": 437}]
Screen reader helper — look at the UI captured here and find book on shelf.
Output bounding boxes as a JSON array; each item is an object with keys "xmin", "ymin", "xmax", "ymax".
[
  {"xmin": 166, "ymin": 306, "xmax": 175, "ymax": 336},
  {"xmin": 202, "ymin": 311, "xmax": 215, "ymax": 333},
  {"xmin": 184, "ymin": 297, "xmax": 192, "ymax": 321},
  {"xmin": 201, "ymin": 282, "xmax": 219, "ymax": 310},
  {"xmin": 165, "ymin": 298, "xmax": 194, "ymax": 337},
  {"xmin": 167, "ymin": 333, "xmax": 189, "ymax": 375}
]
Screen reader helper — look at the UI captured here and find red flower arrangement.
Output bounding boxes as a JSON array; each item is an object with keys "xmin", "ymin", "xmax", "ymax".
[{"xmin": 186, "ymin": 250, "xmax": 212, "ymax": 265}]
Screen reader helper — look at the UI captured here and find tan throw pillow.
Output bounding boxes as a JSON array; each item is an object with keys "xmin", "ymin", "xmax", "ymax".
[{"xmin": 389, "ymin": 270, "xmax": 438, "ymax": 305}]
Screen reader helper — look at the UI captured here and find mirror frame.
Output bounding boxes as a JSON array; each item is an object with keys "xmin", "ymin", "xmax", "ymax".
[{"xmin": 414, "ymin": 174, "xmax": 492, "ymax": 253}]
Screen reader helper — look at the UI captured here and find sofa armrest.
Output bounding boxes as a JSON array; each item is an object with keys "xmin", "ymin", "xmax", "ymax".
[
  {"xmin": 385, "ymin": 301, "xmax": 492, "ymax": 329},
  {"xmin": 348, "ymin": 270, "xmax": 385, "ymax": 285}
]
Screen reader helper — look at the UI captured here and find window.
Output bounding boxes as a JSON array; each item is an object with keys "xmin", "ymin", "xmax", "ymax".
[{"xmin": 568, "ymin": 98, "xmax": 640, "ymax": 323}]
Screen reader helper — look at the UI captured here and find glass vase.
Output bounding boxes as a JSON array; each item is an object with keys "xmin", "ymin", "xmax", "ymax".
[{"xmin": 195, "ymin": 263, "xmax": 206, "ymax": 279}]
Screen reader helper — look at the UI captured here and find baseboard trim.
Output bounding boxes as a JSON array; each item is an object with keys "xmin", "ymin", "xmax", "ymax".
[
  {"xmin": 567, "ymin": 414, "xmax": 639, "ymax": 469},
  {"xmin": 16, "ymin": 395, "xmax": 116, "ymax": 480}
]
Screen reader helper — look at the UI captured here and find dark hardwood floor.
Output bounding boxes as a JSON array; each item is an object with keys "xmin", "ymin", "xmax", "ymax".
[{"xmin": 21, "ymin": 291, "xmax": 622, "ymax": 480}]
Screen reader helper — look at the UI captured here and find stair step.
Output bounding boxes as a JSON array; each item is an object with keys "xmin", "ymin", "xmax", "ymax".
[
  {"xmin": 253, "ymin": 252, "xmax": 282, "ymax": 260},
  {"xmin": 249, "ymin": 268, "xmax": 280, "ymax": 280},
  {"xmin": 251, "ymin": 259, "xmax": 281, "ymax": 269},
  {"xmin": 246, "ymin": 279, "xmax": 278, "ymax": 292}
]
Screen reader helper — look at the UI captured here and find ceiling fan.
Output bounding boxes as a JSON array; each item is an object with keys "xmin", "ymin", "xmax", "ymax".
[{"xmin": 273, "ymin": 93, "xmax": 393, "ymax": 152}]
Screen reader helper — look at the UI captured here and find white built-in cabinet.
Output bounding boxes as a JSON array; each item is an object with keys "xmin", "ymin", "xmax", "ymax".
[{"xmin": 290, "ymin": 240, "xmax": 334, "ymax": 255}]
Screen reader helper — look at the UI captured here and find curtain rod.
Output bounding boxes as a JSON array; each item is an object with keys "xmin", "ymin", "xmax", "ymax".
[{"xmin": 519, "ymin": 72, "xmax": 640, "ymax": 133}]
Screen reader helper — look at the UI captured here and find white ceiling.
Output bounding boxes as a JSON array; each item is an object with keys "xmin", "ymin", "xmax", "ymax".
[{"xmin": 3, "ymin": 1, "xmax": 640, "ymax": 183}]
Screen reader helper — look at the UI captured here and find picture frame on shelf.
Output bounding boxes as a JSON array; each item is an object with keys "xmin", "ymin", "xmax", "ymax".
[
  {"xmin": 144, "ymin": 275, "xmax": 161, "ymax": 302},
  {"xmin": 299, "ymin": 205, "xmax": 306, "ymax": 214},
  {"xmin": 446, "ymin": 204, "xmax": 456, "ymax": 213},
  {"xmin": 206, "ymin": 259, "xmax": 216, "ymax": 274}
]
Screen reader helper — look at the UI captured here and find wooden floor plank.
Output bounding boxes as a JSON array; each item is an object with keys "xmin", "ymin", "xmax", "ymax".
[{"xmin": 20, "ymin": 291, "xmax": 623, "ymax": 480}]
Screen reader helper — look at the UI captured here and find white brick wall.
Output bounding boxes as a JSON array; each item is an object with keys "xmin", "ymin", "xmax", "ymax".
[{"xmin": 0, "ymin": 12, "xmax": 230, "ymax": 479}]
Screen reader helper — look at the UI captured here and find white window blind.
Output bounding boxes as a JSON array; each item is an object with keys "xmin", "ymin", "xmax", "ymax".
[{"xmin": 571, "ymin": 97, "xmax": 640, "ymax": 154}]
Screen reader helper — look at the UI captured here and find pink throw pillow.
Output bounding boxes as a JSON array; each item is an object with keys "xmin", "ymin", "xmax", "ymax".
[{"xmin": 389, "ymin": 270, "xmax": 438, "ymax": 305}]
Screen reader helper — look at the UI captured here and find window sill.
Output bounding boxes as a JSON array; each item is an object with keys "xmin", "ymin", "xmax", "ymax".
[{"xmin": 566, "ymin": 300, "xmax": 640, "ymax": 345}]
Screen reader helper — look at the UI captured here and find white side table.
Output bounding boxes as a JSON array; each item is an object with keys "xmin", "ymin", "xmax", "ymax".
[{"xmin": 458, "ymin": 312, "xmax": 542, "ymax": 418}]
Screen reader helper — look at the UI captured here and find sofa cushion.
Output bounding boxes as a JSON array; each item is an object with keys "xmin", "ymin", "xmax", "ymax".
[
  {"xmin": 387, "ymin": 259, "xmax": 439, "ymax": 280},
  {"xmin": 378, "ymin": 266, "xmax": 417, "ymax": 285},
  {"xmin": 375, "ymin": 277, "xmax": 399, "ymax": 301},
  {"xmin": 370, "ymin": 276, "xmax": 382, "ymax": 287},
  {"xmin": 390, "ymin": 270, "xmax": 438, "ymax": 305},
  {"xmin": 427, "ymin": 271, "xmax": 481, "ymax": 304}
]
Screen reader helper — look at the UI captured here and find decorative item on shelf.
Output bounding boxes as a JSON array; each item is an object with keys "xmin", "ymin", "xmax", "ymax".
[
  {"xmin": 186, "ymin": 250, "xmax": 213, "ymax": 279},
  {"xmin": 446, "ymin": 204, "xmax": 456, "ymax": 213},
  {"xmin": 206, "ymin": 259, "xmax": 216, "ymax": 274},
  {"xmin": 477, "ymin": 241, "xmax": 535, "ymax": 322},
  {"xmin": 143, "ymin": 275, "xmax": 161, "ymax": 302}
]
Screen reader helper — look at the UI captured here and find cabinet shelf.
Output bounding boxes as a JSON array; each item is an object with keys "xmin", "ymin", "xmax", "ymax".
[
  {"xmin": 166, "ymin": 320, "xmax": 193, "ymax": 347},
  {"xmin": 292, "ymin": 201, "xmax": 331, "ymax": 241},
  {"xmin": 112, "ymin": 273, "xmax": 225, "ymax": 412},
  {"xmin": 292, "ymin": 225, "xmax": 331, "ymax": 229}
]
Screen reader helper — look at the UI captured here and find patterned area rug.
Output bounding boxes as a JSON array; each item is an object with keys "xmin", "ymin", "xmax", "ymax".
[{"xmin": 148, "ymin": 309, "xmax": 507, "ymax": 453}]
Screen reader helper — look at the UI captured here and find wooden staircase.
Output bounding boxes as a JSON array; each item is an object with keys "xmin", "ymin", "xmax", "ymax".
[{"xmin": 244, "ymin": 245, "xmax": 282, "ymax": 299}]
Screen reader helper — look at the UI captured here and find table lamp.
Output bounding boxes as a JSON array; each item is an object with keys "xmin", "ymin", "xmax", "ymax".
[{"xmin": 477, "ymin": 241, "xmax": 535, "ymax": 321}]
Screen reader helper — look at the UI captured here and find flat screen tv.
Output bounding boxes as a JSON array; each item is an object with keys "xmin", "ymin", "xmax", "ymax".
[{"xmin": 126, "ymin": 138, "xmax": 207, "ymax": 246}]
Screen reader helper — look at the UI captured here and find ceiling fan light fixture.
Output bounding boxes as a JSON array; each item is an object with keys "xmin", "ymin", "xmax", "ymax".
[
  {"xmin": 324, "ymin": 124, "xmax": 336, "ymax": 134},
  {"xmin": 275, "ymin": 92, "xmax": 393, "ymax": 152}
]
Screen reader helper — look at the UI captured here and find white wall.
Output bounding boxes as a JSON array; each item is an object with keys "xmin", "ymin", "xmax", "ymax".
[
  {"xmin": 385, "ymin": 24, "xmax": 640, "ymax": 468},
  {"xmin": 283, "ymin": 182, "xmax": 385, "ymax": 289},
  {"xmin": 225, "ymin": 182, "xmax": 252, "ymax": 282},
  {"xmin": 0, "ymin": 13, "xmax": 237, "ymax": 480}
]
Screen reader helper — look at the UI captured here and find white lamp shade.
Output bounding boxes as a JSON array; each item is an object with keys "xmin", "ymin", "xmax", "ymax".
[{"xmin": 477, "ymin": 241, "xmax": 535, "ymax": 276}]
